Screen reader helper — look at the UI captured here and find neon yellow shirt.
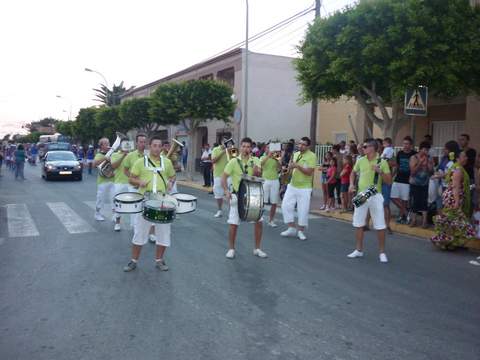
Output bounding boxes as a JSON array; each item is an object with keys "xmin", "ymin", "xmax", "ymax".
[
  {"xmin": 290, "ymin": 150, "xmax": 317, "ymax": 189},
  {"xmin": 95, "ymin": 153, "xmax": 113, "ymax": 184},
  {"xmin": 353, "ymin": 154, "xmax": 390, "ymax": 193},
  {"xmin": 260, "ymin": 155, "xmax": 280, "ymax": 180},
  {"xmin": 224, "ymin": 155, "xmax": 261, "ymax": 192},
  {"xmin": 130, "ymin": 156, "xmax": 175, "ymax": 195},
  {"xmin": 111, "ymin": 151, "xmax": 129, "ymax": 184},
  {"xmin": 123, "ymin": 150, "xmax": 145, "ymax": 172},
  {"xmin": 212, "ymin": 146, "xmax": 228, "ymax": 178}
]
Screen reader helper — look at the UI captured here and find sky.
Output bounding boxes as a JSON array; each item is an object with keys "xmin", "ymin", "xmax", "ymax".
[{"xmin": 0, "ymin": 0, "xmax": 355, "ymax": 138}]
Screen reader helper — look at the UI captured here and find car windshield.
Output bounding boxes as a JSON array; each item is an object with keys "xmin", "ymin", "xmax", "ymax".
[{"xmin": 47, "ymin": 152, "xmax": 77, "ymax": 161}]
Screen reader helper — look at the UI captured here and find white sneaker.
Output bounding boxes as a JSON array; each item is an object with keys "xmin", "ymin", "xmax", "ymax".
[
  {"xmin": 379, "ymin": 253, "xmax": 389, "ymax": 263},
  {"xmin": 95, "ymin": 212, "xmax": 105, "ymax": 221},
  {"xmin": 280, "ymin": 227, "xmax": 297, "ymax": 237},
  {"xmin": 253, "ymin": 249, "xmax": 268, "ymax": 258},
  {"xmin": 268, "ymin": 221, "xmax": 278, "ymax": 228},
  {"xmin": 469, "ymin": 260, "xmax": 480, "ymax": 266},
  {"xmin": 347, "ymin": 250, "xmax": 364, "ymax": 258},
  {"xmin": 297, "ymin": 231, "xmax": 307, "ymax": 241},
  {"xmin": 114, "ymin": 223, "xmax": 121, "ymax": 231},
  {"xmin": 226, "ymin": 249, "xmax": 235, "ymax": 259},
  {"xmin": 149, "ymin": 234, "xmax": 157, "ymax": 243},
  {"xmin": 112, "ymin": 214, "xmax": 117, "ymax": 222},
  {"xmin": 214, "ymin": 210, "xmax": 223, "ymax": 218}
]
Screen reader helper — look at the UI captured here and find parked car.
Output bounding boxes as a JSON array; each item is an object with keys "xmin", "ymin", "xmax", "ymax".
[
  {"xmin": 42, "ymin": 151, "xmax": 82, "ymax": 181},
  {"xmin": 39, "ymin": 142, "xmax": 71, "ymax": 160}
]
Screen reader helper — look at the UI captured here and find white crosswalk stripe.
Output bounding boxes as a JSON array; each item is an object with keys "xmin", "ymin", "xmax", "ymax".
[
  {"xmin": 6, "ymin": 204, "xmax": 40, "ymax": 237},
  {"xmin": 46, "ymin": 202, "xmax": 96, "ymax": 234}
]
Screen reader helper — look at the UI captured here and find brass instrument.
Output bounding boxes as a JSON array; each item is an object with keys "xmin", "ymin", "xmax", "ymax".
[
  {"xmin": 98, "ymin": 132, "xmax": 128, "ymax": 178},
  {"xmin": 166, "ymin": 138, "xmax": 184, "ymax": 172},
  {"xmin": 224, "ymin": 138, "xmax": 238, "ymax": 162},
  {"xmin": 280, "ymin": 156, "xmax": 293, "ymax": 185},
  {"xmin": 273, "ymin": 151, "xmax": 282, "ymax": 161}
]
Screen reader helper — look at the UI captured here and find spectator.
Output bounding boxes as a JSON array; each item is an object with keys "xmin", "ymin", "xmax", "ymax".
[
  {"xmin": 339, "ymin": 140, "xmax": 349, "ymax": 155},
  {"xmin": 332, "ymin": 144, "xmax": 343, "ymax": 208},
  {"xmin": 382, "ymin": 137, "xmax": 395, "ymax": 233},
  {"xmin": 350, "ymin": 143, "xmax": 359, "ymax": 160},
  {"xmin": 458, "ymin": 133, "xmax": 477, "ymax": 193},
  {"xmin": 432, "ymin": 141, "xmax": 460, "ymax": 212},
  {"xmin": 14, "ymin": 144, "xmax": 26, "ymax": 180},
  {"xmin": 181, "ymin": 141, "xmax": 188, "ymax": 170},
  {"xmin": 325, "ymin": 157, "xmax": 337, "ymax": 211},
  {"xmin": 30, "ymin": 143, "xmax": 38, "ymax": 165},
  {"xmin": 340, "ymin": 155, "xmax": 353, "ymax": 212},
  {"xmin": 319, "ymin": 151, "xmax": 333, "ymax": 210},
  {"xmin": 201, "ymin": 143, "xmax": 212, "ymax": 187},
  {"xmin": 252, "ymin": 142, "xmax": 260, "ymax": 157},
  {"xmin": 409, "ymin": 141, "xmax": 434, "ymax": 228},
  {"xmin": 375, "ymin": 138, "xmax": 384, "ymax": 155},
  {"xmin": 431, "ymin": 150, "xmax": 476, "ymax": 250},
  {"xmin": 87, "ymin": 145, "xmax": 94, "ymax": 175},
  {"xmin": 391, "ymin": 136, "xmax": 417, "ymax": 224}
]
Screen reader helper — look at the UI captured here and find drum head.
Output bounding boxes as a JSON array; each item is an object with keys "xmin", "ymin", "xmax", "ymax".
[
  {"xmin": 144, "ymin": 199, "xmax": 176, "ymax": 209},
  {"xmin": 173, "ymin": 193, "xmax": 197, "ymax": 202},
  {"xmin": 115, "ymin": 192, "xmax": 144, "ymax": 203}
]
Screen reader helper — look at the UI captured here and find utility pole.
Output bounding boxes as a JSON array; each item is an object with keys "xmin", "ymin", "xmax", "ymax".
[
  {"xmin": 309, "ymin": 0, "xmax": 321, "ymax": 144},
  {"xmin": 242, "ymin": 0, "xmax": 249, "ymax": 139}
]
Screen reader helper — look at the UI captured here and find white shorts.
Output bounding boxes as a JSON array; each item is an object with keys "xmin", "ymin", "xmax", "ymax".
[
  {"xmin": 213, "ymin": 177, "xmax": 224, "ymax": 199},
  {"xmin": 227, "ymin": 194, "xmax": 263, "ymax": 226},
  {"xmin": 352, "ymin": 193, "xmax": 386, "ymax": 230},
  {"xmin": 391, "ymin": 182, "xmax": 410, "ymax": 201},
  {"xmin": 263, "ymin": 179, "xmax": 280, "ymax": 205},
  {"xmin": 132, "ymin": 214, "xmax": 171, "ymax": 247},
  {"xmin": 281, "ymin": 185, "xmax": 312, "ymax": 227}
]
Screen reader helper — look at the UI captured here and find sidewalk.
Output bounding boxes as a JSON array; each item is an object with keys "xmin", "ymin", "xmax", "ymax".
[{"xmin": 177, "ymin": 172, "xmax": 480, "ymax": 251}]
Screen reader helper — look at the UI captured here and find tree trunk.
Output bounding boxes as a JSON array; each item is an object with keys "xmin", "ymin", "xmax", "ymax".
[{"xmin": 186, "ymin": 128, "xmax": 198, "ymax": 181}]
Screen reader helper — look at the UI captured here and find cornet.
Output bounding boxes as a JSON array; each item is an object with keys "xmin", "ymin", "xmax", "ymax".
[
  {"xmin": 223, "ymin": 138, "xmax": 238, "ymax": 162},
  {"xmin": 166, "ymin": 138, "xmax": 184, "ymax": 171},
  {"xmin": 98, "ymin": 132, "xmax": 128, "ymax": 178}
]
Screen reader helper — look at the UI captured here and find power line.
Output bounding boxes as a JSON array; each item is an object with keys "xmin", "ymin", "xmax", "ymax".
[{"xmin": 252, "ymin": 23, "xmax": 309, "ymax": 53}]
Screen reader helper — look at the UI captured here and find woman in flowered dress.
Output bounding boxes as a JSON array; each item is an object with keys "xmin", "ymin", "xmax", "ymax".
[{"xmin": 431, "ymin": 151, "xmax": 476, "ymax": 250}]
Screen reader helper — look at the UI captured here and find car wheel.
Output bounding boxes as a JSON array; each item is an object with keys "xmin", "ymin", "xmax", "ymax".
[
  {"xmin": 78, "ymin": 176, "xmax": 83, "ymax": 181},
  {"xmin": 45, "ymin": 174, "xmax": 50, "ymax": 181}
]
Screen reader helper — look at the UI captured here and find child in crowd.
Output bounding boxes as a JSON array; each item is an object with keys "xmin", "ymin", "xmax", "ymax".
[
  {"xmin": 326, "ymin": 157, "xmax": 337, "ymax": 211},
  {"xmin": 340, "ymin": 155, "xmax": 353, "ymax": 212}
]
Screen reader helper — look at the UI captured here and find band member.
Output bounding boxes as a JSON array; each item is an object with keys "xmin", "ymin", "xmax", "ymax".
[
  {"xmin": 222, "ymin": 137, "xmax": 267, "ymax": 259},
  {"xmin": 161, "ymin": 140, "xmax": 179, "ymax": 194},
  {"xmin": 260, "ymin": 144, "xmax": 282, "ymax": 227},
  {"xmin": 348, "ymin": 138, "xmax": 392, "ymax": 263},
  {"xmin": 110, "ymin": 144, "xmax": 130, "ymax": 231},
  {"xmin": 123, "ymin": 136, "xmax": 176, "ymax": 272},
  {"xmin": 280, "ymin": 137, "xmax": 317, "ymax": 240},
  {"xmin": 92, "ymin": 138, "xmax": 115, "ymax": 221},
  {"xmin": 211, "ymin": 141, "xmax": 229, "ymax": 217}
]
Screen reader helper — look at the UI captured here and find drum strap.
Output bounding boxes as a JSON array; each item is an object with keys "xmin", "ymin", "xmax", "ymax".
[
  {"xmin": 372, "ymin": 158, "xmax": 382, "ymax": 187},
  {"xmin": 145, "ymin": 156, "xmax": 167, "ymax": 193}
]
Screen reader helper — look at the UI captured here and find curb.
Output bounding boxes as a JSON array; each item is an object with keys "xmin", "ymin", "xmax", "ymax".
[{"xmin": 178, "ymin": 180, "xmax": 480, "ymax": 251}]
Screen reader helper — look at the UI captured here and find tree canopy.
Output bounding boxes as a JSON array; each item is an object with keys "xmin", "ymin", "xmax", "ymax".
[
  {"xmin": 93, "ymin": 81, "xmax": 135, "ymax": 106},
  {"xmin": 296, "ymin": 0, "xmax": 480, "ymax": 136}
]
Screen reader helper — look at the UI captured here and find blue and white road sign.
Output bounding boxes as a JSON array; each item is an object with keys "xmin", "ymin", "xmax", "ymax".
[{"xmin": 404, "ymin": 86, "xmax": 428, "ymax": 116}]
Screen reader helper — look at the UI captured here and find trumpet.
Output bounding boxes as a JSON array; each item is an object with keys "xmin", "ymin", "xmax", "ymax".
[
  {"xmin": 166, "ymin": 138, "xmax": 184, "ymax": 171},
  {"xmin": 98, "ymin": 132, "xmax": 128, "ymax": 178},
  {"xmin": 273, "ymin": 151, "xmax": 282, "ymax": 161},
  {"xmin": 223, "ymin": 138, "xmax": 238, "ymax": 162}
]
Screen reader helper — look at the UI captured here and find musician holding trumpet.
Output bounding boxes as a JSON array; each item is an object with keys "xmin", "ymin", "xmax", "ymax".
[
  {"xmin": 347, "ymin": 138, "xmax": 392, "ymax": 263},
  {"xmin": 222, "ymin": 137, "xmax": 268, "ymax": 259},
  {"xmin": 260, "ymin": 144, "xmax": 282, "ymax": 227},
  {"xmin": 280, "ymin": 137, "xmax": 317, "ymax": 240},
  {"xmin": 93, "ymin": 137, "xmax": 115, "ymax": 222}
]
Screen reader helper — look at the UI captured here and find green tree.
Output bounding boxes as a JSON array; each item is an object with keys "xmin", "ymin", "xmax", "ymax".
[
  {"xmin": 55, "ymin": 121, "xmax": 75, "ymax": 139},
  {"xmin": 93, "ymin": 81, "xmax": 135, "ymax": 106},
  {"xmin": 119, "ymin": 97, "xmax": 157, "ymax": 135},
  {"xmin": 94, "ymin": 106, "xmax": 121, "ymax": 141},
  {"xmin": 74, "ymin": 107, "xmax": 99, "ymax": 145},
  {"xmin": 150, "ymin": 80, "xmax": 235, "ymax": 178},
  {"xmin": 16, "ymin": 132, "xmax": 41, "ymax": 144},
  {"xmin": 296, "ymin": 0, "xmax": 480, "ymax": 137}
]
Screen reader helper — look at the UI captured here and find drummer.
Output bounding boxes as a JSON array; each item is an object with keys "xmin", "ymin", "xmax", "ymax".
[
  {"xmin": 260, "ymin": 144, "xmax": 282, "ymax": 227},
  {"xmin": 222, "ymin": 137, "xmax": 268, "ymax": 259},
  {"xmin": 123, "ymin": 136, "xmax": 176, "ymax": 272},
  {"xmin": 110, "ymin": 142, "xmax": 130, "ymax": 231}
]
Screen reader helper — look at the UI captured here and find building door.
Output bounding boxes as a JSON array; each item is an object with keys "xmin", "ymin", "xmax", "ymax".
[{"xmin": 432, "ymin": 121, "xmax": 465, "ymax": 147}]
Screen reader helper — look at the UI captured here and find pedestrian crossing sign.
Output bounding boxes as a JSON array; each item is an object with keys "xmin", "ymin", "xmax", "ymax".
[{"xmin": 404, "ymin": 87, "xmax": 428, "ymax": 116}]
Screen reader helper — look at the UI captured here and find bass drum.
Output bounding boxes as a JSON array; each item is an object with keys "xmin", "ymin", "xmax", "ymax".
[
  {"xmin": 114, "ymin": 192, "xmax": 144, "ymax": 213},
  {"xmin": 237, "ymin": 178, "xmax": 264, "ymax": 222},
  {"xmin": 173, "ymin": 193, "xmax": 197, "ymax": 214}
]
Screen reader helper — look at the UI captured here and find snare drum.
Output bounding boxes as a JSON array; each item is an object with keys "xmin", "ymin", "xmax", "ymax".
[
  {"xmin": 114, "ymin": 192, "xmax": 144, "ymax": 214},
  {"xmin": 173, "ymin": 193, "xmax": 197, "ymax": 214},
  {"xmin": 142, "ymin": 199, "xmax": 177, "ymax": 224},
  {"xmin": 237, "ymin": 177, "xmax": 264, "ymax": 222}
]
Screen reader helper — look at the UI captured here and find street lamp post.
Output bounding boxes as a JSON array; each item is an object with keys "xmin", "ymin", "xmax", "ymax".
[
  {"xmin": 84, "ymin": 68, "xmax": 109, "ymax": 89},
  {"xmin": 56, "ymin": 95, "xmax": 72, "ymax": 121}
]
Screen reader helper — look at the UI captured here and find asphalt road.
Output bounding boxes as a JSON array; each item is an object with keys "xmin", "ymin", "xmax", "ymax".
[{"xmin": 0, "ymin": 164, "xmax": 479, "ymax": 360}]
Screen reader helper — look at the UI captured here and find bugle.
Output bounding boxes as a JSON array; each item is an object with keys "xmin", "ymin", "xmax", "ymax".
[{"xmin": 98, "ymin": 132, "xmax": 128, "ymax": 178}]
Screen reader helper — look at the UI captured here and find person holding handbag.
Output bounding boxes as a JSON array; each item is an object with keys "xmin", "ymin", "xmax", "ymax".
[{"xmin": 409, "ymin": 141, "xmax": 434, "ymax": 228}]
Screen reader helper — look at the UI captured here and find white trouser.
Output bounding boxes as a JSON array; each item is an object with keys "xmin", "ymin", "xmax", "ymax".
[
  {"xmin": 132, "ymin": 214, "xmax": 171, "ymax": 247},
  {"xmin": 213, "ymin": 177, "xmax": 224, "ymax": 199},
  {"xmin": 96, "ymin": 182, "xmax": 115, "ymax": 214},
  {"xmin": 113, "ymin": 183, "xmax": 130, "ymax": 219},
  {"xmin": 281, "ymin": 185, "xmax": 312, "ymax": 227},
  {"xmin": 227, "ymin": 194, "xmax": 263, "ymax": 226},
  {"xmin": 352, "ymin": 193, "xmax": 386, "ymax": 230},
  {"xmin": 263, "ymin": 179, "xmax": 280, "ymax": 205}
]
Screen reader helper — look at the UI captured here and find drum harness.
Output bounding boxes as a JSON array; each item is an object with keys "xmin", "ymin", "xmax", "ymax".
[
  {"xmin": 144, "ymin": 155, "xmax": 168, "ymax": 195},
  {"xmin": 234, "ymin": 157, "xmax": 255, "ymax": 194}
]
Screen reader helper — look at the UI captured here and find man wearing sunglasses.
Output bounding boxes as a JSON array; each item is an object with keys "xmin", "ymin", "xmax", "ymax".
[
  {"xmin": 348, "ymin": 139, "xmax": 392, "ymax": 263},
  {"xmin": 280, "ymin": 137, "xmax": 317, "ymax": 240}
]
